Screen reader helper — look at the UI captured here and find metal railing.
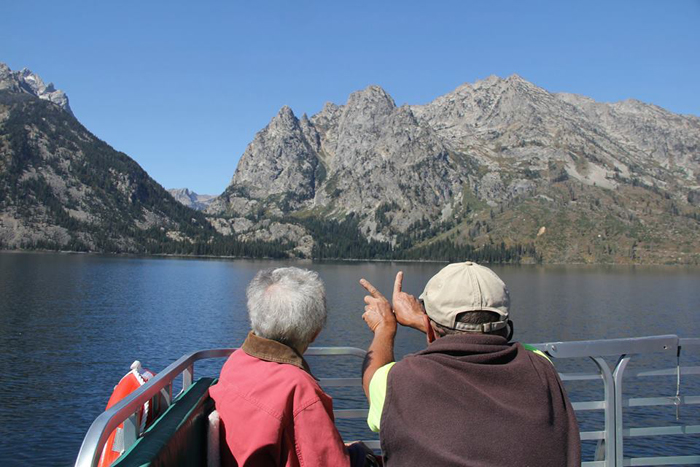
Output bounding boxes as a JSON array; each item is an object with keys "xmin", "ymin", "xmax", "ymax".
[
  {"xmin": 75, "ymin": 336, "xmax": 700, "ymax": 467},
  {"xmin": 531, "ymin": 335, "xmax": 700, "ymax": 466}
]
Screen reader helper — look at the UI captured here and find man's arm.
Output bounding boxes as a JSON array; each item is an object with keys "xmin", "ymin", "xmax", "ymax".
[{"xmin": 359, "ymin": 278, "xmax": 397, "ymax": 401}]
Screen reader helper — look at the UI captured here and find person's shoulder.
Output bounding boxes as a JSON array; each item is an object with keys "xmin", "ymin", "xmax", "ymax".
[
  {"xmin": 389, "ymin": 351, "xmax": 427, "ymax": 378},
  {"xmin": 518, "ymin": 342, "xmax": 553, "ymax": 364},
  {"xmin": 221, "ymin": 349, "xmax": 318, "ymax": 389},
  {"xmin": 217, "ymin": 352, "xmax": 326, "ymax": 413},
  {"xmin": 280, "ymin": 363, "xmax": 321, "ymax": 389},
  {"xmin": 218, "ymin": 348, "xmax": 248, "ymax": 378}
]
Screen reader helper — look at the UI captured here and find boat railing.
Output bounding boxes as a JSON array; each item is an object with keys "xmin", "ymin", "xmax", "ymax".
[
  {"xmin": 75, "ymin": 335, "xmax": 700, "ymax": 467},
  {"xmin": 531, "ymin": 335, "xmax": 700, "ymax": 466}
]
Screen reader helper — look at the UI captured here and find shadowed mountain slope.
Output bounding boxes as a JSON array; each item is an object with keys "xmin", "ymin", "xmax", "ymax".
[{"xmin": 0, "ymin": 64, "xmax": 286, "ymax": 257}]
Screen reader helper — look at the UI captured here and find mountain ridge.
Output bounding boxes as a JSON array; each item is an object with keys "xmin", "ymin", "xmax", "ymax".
[
  {"xmin": 208, "ymin": 74, "xmax": 700, "ymax": 264},
  {"xmin": 1, "ymin": 61, "xmax": 698, "ymax": 263}
]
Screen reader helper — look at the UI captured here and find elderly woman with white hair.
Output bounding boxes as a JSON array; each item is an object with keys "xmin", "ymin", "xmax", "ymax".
[{"xmin": 210, "ymin": 267, "xmax": 377, "ymax": 467}]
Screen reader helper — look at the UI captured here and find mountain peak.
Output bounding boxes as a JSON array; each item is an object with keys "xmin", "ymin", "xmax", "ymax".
[
  {"xmin": 506, "ymin": 73, "xmax": 526, "ymax": 82},
  {"xmin": 455, "ymin": 74, "xmax": 505, "ymax": 92},
  {"xmin": 504, "ymin": 74, "xmax": 545, "ymax": 93},
  {"xmin": 278, "ymin": 105, "xmax": 294, "ymax": 116},
  {"xmin": 274, "ymin": 105, "xmax": 299, "ymax": 121},
  {"xmin": 345, "ymin": 85, "xmax": 396, "ymax": 115},
  {"xmin": 322, "ymin": 101, "xmax": 339, "ymax": 111},
  {"xmin": 268, "ymin": 105, "xmax": 300, "ymax": 130},
  {"xmin": 480, "ymin": 74, "xmax": 502, "ymax": 84},
  {"xmin": 170, "ymin": 187, "xmax": 193, "ymax": 196},
  {"xmin": 353, "ymin": 84, "xmax": 394, "ymax": 102},
  {"xmin": 167, "ymin": 188, "xmax": 216, "ymax": 211},
  {"xmin": 361, "ymin": 84, "xmax": 389, "ymax": 94},
  {"xmin": 0, "ymin": 62, "xmax": 73, "ymax": 116}
]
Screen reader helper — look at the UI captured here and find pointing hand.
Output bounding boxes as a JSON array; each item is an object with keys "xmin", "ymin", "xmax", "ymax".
[
  {"xmin": 359, "ymin": 278, "xmax": 397, "ymax": 335},
  {"xmin": 392, "ymin": 271, "xmax": 428, "ymax": 333}
]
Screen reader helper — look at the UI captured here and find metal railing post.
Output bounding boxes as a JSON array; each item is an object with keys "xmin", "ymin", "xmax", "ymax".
[
  {"xmin": 183, "ymin": 364, "xmax": 194, "ymax": 390},
  {"xmin": 591, "ymin": 356, "xmax": 617, "ymax": 466},
  {"xmin": 122, "ymin": 413, "xmax": 139, "ymax": 452},
  {"xmin": 612, "ymin": 355, "xmax": 631, "ymax": 467}
]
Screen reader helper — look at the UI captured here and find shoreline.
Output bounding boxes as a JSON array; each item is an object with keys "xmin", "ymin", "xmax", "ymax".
[{"xmin": 1, "ymin": 248, "xmax": 698, "ymax": 267}]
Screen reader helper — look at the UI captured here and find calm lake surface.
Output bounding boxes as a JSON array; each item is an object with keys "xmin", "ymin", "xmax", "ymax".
[{"xmin": 1, "ymin": 252, "xmax": 699, "ymax": 465}]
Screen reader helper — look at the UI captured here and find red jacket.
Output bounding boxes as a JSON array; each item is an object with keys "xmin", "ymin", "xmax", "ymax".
[{"xmin": 210, "ymin": 332, "xmax": 352, "ymax": 467}]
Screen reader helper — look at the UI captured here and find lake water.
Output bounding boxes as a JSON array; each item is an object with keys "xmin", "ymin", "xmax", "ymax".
[{"xmin": 0, "ymin": 252, "xmax": 699, "ymax": 465}]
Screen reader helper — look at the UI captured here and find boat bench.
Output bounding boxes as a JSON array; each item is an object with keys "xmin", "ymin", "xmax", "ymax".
[{"xmin": 112, "ymin": 377, "xmax": 221, "ymax": 467}]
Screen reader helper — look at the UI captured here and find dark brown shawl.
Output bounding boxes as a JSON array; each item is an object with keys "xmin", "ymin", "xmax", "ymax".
[{"xmin": 380, "ymin": 334, "xmax": 580, "ymax": 467}]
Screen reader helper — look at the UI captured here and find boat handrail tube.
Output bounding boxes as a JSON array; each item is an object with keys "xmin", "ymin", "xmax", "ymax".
[
  {"xmin": 75, "ymin": 348, "xmax": 235, "ymax": 467},
  {"xmin": 680, "ymin": 337, "xmax": 700, "ymax": 350},
  {"xmin": 537, "ymin": 334, "xmax": 679, "ymax": 358},
  {"xmin": 306, "ymin": 347, "xmax": 367, "ymax": 358}
]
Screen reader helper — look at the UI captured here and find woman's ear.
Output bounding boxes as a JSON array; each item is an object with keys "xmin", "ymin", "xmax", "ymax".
[
  {"xmin": 506, "ymin": 320, "xmax": 514, "ymax": 342},
  {"xmin": 425, "ymin": 315, "xmax": 437, "ymax": 344}
]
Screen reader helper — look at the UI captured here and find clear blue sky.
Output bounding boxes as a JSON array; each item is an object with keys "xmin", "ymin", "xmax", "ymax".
[{"xmin": 3, "ymin": 1, "xmax": 699, "ymax": 195}]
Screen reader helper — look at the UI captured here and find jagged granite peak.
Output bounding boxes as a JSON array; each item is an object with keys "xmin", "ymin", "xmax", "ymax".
[
  {"xmin": 324, "ymin": 85, "xmax": 399, "ymax": 172},
  {"xmin": 167, "ymin": 188, "xmax": 216, "ymax": 211},
  {"xmin": 346, "ymin": 85, "xmax": 396, "ymax": 111},
  {"xmin": 0, "ymin": 62, "xmax": 73, "ymax": 116},
  {"xmin": 210, "ymin": 75, "xmax": 700, "ymax": 263},
  {"xmin": 339, "ymin": 85, "xmax": 397, "ymax": 131},
  {"xmin": 208, "ymin": 103, "xmax": 320, "ymax": 216},
  {"xmin": 272, "ymin": 105, "xmax": 297, "ymax": 124}
]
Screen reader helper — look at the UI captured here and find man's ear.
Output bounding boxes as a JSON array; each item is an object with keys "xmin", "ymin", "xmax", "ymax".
[
  {"xmin": 506, "ymin": 320, "xmax": 514, "ymax": 341},
  {"xmin": 425, "ymin": 315, "xmax": 437, "ymax": 344}
]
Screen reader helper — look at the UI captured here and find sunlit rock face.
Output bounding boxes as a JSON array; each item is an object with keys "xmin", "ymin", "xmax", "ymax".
[{"xmin": 209, "ymin": 75, "xmax": 700, "ymax": 262}]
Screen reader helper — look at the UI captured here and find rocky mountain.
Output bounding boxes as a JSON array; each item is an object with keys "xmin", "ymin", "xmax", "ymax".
[
  {"xmin": 2, "ymin": 61, "xmax": 697, "ymax": 263},
  {"xmin": 209, "ymin": 75, "xmax": 700, "ymax": 264},
  {"xmin": 0, "ymin": 63, "xmax": 73, "ymax": 116},
  {"xmin": 167, "ymin": 188, "xmax": 216, "ymax": 211},
  {"xmin": 0, "ymin": 63, "xmax": 286, "ymax": 257}
]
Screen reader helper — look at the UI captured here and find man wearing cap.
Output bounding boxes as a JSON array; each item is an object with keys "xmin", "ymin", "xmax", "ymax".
[{"xmin": 359, "ymin": 261, "xmax": 580, "ymax": 466}]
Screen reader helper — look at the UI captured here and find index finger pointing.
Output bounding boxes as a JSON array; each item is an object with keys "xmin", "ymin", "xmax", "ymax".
[
  {"xmin": 359, "ymin": 278, "xmax": 382, "ymax": 298},
  {"xmin": 393, "ymin": 271, "xmax": 403, "ymax": 297}
]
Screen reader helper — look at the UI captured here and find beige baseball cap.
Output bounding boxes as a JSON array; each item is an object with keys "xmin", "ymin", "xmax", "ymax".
[{"xmin": 419, "ymin": 261, "xmax": 510, "ymax": 333}]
